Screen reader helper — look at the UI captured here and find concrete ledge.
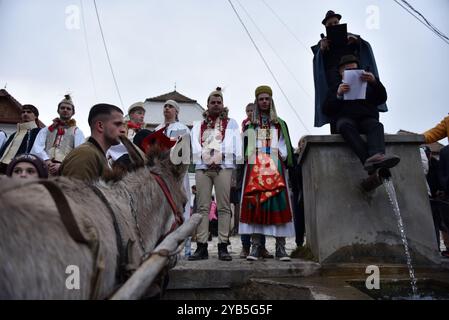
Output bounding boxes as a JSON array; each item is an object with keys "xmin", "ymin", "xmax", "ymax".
[
  {"xmin": 167, "ymin": 258, "xmax": 320, "ymax": 290},
  {"xmin": 298, "ymin": 134, "xmax": 440, "ymax": 265},
  {"xmin": 298, "ymin": 134, "xmax": 426, "ymax": 165}
]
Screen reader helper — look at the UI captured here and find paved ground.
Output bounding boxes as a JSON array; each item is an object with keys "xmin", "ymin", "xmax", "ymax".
[{"xmin": 182, "ymin": 234, "xmax": 447, "ymax": 259}]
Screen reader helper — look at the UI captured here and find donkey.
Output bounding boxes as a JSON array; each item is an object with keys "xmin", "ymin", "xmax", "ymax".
[{"xmin": 0, "ymin": 145, "xmax": 188, "ymax": 299}]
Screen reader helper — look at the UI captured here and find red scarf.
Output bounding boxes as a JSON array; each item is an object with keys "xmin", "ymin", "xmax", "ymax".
[
  {"xmin": 127, "ymin": 121, "xmax": 142, "ymax": 130},
  {"xmin": 48, "ymin": 118, "xmax": 76, "ymax": 136}
]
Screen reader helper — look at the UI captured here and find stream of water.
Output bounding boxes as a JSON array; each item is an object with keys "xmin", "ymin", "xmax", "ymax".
[{"xmin": 383, "ymin": 178, "xmax": 419, "ymax": 298}]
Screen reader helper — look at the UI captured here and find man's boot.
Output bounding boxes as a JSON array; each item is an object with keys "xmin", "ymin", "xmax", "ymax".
[
  {"xmin": 188, "ymin": 242, "xmax": 208, "ymax": 261},
  {"xmin": 364, "ymin": 153, "xmax": 400, "ymax": 173},
  {"xmin": 218, "ymin": 243, "xmax": 232, "ymax": 261},
  {"xmin": 239, "ymin": 245, "xmax": 250, "ymax": 259}
]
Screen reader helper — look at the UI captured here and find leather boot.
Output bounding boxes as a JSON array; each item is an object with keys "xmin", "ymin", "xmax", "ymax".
[
  {"xmin": 218, "ymin": 243, "xmax": 232, "ymax": 261},
  {"xmin": 188, "ymin": 242, "xmax": 208, "ymax": 261}
]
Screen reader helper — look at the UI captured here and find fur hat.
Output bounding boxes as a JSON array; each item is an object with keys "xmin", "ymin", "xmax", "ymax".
[
  {"xmin": 164, "ymin": 100, "xmax": 179, "ymax": 113},
  {"xmin": 255, "ymin": 85, "xmax": 273, "ymax": 98},
  {"xmin": 128, "ymin": 102, "xmax": 145, "ymax": 115},
  {"xmin": 58, "ymin": 94, "xmax": 75, "ymax": 114},
  {"xmin": 22, "ymin": 104, "xmax": 39, "ymax": 117},
  {"xmin": 6, "ymin": 154, "xmax": 48, "ymax": 178},
  {"xmin": 208, "ymin": 87, "xmax": 224, "ymax": 103}
]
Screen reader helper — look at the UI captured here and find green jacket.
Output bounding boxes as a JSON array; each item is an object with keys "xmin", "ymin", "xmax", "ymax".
[{"xmin": 61, "ymin": 137, "xmax": 109, "ymax": 182}]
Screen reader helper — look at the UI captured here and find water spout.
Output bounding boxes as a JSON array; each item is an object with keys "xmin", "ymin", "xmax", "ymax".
[{"xmin": 383, "ymin": 178, "xmax": 419, "ymax": 298}]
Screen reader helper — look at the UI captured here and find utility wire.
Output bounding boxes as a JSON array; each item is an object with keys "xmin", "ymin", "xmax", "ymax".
[
  {"xmin": 93, "ymin": 0, "xmax": 124, "ymax": 107},
  {"xmin": 235, "ymin": 0, "xmax": 313, "ymax": 103},
  {"xmin": 401, "ymin": 0, "xmax": 449, "ymax": 43},
  {"xmin": 393, "ymin": 0, "xmax": 449, "ymax": 45},
  {"xmin": 261, "ymin": 0, "xmax": 312, "ymax": 56},
  {"xmin": 227, "ymin": 0, "xmax": 310, "ymax": 133},
  {"xmin": 80, "ymin": 0, "xmax": 98, "ymax": 100}
]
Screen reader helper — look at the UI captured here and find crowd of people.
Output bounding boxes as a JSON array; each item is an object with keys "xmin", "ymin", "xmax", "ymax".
[{"xmin": 1, "ymin": 9, "xmax": 448, "ymax": 262}]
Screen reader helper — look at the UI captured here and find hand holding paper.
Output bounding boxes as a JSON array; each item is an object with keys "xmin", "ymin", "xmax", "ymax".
[{"xmin": 343, "ymin": 69, "xmax": 367, "ymax": 100}]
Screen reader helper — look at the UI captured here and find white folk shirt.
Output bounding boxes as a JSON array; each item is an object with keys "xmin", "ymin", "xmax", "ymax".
[{"xmin": 31, "ymin": 125, "xmax": 85, "ymax": 161}]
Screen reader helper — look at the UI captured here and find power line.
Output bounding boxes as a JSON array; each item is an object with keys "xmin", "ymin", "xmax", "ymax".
[
  {"xmin": 235, "ymin": 0, "xmax": 313, "ymax": 103},
  {"xmin": 393, "ymin": 0, "xmax": 449, "ymax": 45},
  {"xmin": 227, "ymin": 0, "xmax": 310, "ymax": 133},
  {"xmin": 401, "ymin": 0, "xmax": 449, "ymax": 43},
  {"xmin": 80, "ymin": 0, "xmax": 98, "ymax": 100},
  {"xmin": 260, "ymin": 0, "xmax": 312, "ymax": 56},
  {"xmin": 93, "ymin": 0, "xmax": 124, "ymax": 107}
]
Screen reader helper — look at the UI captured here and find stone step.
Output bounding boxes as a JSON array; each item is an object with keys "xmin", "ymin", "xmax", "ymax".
[{"xmin": 167, "ymin": 257, "xmax": 320, "ymax": 290}]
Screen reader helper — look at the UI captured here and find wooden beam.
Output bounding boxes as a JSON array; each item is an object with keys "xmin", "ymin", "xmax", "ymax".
[{"xmin": 110, "ymin": 213, "xmax": 202, "ymax": 300}]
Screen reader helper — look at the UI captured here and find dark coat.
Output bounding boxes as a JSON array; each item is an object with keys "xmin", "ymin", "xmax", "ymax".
[
  {"xmin": 312, "ymin": 36, "xmax": 387, "ymax": 128},
  {"xmin": 323, "ymin": 76, "xmax": 387, "ymax": 123},
  {"xmin": 439, "ymin": 146, "xmax": 449, "ymax": 194}
]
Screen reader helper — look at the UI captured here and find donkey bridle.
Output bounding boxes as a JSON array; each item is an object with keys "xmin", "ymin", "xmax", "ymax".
[{"xmin": 150, "ymin": 171, "xmax": 184, "ymax": 243}]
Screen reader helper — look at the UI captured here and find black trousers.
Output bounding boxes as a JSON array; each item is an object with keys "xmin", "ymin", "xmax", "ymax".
[
  {"xmin": 289, "ymin": 162, "xmax": 305, "ymax": 247},
  {"xmin": 335, "ymin": 116, "xmax": 385, "ymax": 164},
  {"xmin": 430, "ymin": 198, "xmax": 449, "ymax": 250}
]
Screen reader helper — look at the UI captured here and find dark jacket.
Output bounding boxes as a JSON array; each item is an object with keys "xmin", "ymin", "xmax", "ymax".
[
  {"xmin": 312, "ymin": 36, "xmax": 387, "ymax": 127},
  {"xmin": 439, "ymin": 146, "xmax": 449, "ymax": 194},
  {"xmin": 323, "ymin": 76, "xmax": 387, "ymax": 122}
]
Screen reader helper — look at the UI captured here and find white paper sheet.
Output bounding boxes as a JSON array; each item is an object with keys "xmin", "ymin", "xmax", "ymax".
[{"xmin": 343, "ymin": 69, "xmax": 367, "ymax": 100}]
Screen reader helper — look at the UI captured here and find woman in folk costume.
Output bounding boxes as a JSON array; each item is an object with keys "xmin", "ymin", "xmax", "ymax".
[
  {"xmin": 239, "ymin": 85, "xmax": 295, "ymax": 261},
  {"xmin": 155, "ymin": 99, "xmax": 192, "ymax": 258}
]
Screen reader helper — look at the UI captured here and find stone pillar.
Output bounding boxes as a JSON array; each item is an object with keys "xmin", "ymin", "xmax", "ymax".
[{"xmin": 298, "ymin": 134, "xmax": 440, "ymax": 265}]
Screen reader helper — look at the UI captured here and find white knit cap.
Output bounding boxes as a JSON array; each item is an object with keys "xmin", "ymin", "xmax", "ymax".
[{"xmin": 164, "ymin": 100, "xmax": 179, "ymax": 112}]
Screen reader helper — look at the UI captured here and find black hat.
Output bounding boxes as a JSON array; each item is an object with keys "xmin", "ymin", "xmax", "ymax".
[
  {"xmin": 22, "ymin": 104, "xmax": 39, "ymax": 117},
  {"xmin": 322, "ymin": 10, "xmax": 342, "ymax": 25},
  {"xmin": 338, "ymin": 55, "xmax": 360, "ymax": 69},
  {"xmin": 133, "ymin": 129, "xmax": 153, "ymax": 151}
]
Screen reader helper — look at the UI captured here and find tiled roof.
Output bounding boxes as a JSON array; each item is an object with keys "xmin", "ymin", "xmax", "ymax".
[
  {"xmin": 0, "ymin": 89, "xmax": 22, "ymax": 111},
  {"xmin": 145, "ymin": 90, "xmax": 197, "ymax": 103},
  {"xmin": 0, "ymin": 89, "xmax": 45, "ymax": 127}
]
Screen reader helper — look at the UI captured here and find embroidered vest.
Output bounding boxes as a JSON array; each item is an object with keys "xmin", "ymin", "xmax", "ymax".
[{"xmin": 45, "ymin": 126, "xmax": 78, "ymax": 162}]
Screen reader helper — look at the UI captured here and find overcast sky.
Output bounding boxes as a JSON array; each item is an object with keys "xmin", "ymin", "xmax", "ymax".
[{"xmin": 1, "ymin": 0, "xmax": 448, "ymax": 146}]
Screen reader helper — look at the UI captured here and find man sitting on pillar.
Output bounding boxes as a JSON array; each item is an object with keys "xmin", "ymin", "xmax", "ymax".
[
  {"xmin": 323, "ymin": 55, "xmax": 400, "ymax": 174},
  {"xmin": 312, "ymin": 10, "xmax": 387, "ymax": 132}
]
